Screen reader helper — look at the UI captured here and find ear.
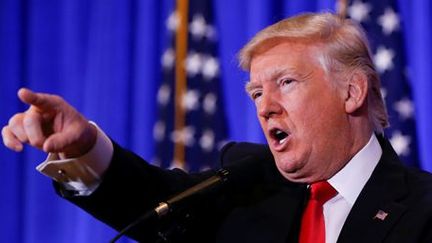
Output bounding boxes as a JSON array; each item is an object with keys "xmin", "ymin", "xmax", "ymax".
[{"xmin": 344, "ymin": 71, "xmax": 368, "ymax": 114}]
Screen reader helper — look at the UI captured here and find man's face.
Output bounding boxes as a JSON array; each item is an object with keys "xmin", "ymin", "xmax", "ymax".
[{"xmin": 247, "ymin": 41, "xmax": 352, "ymax": 183}]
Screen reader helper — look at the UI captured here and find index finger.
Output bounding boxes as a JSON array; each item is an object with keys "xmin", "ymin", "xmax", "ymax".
[{"xmin": 18, "ymin": 88, "xmax": 60, "ymax": 111}]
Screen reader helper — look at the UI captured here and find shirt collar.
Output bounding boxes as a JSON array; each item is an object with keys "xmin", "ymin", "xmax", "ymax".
[{"xmin": 328, "ymin": 134, "xmax": 382, "ymax": 205}]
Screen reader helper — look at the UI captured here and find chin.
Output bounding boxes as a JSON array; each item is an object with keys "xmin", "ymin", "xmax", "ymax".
[
  {"xmin": 275, "ymin": 159, "xmax": 300, "ymax": 180},
  {"xmin": 282, "ymin": 171, "xmax": 315, "ymax": 183},
  {"xmin": 275, "ymin": 159, "xmax": 315, "ymax": 183}
]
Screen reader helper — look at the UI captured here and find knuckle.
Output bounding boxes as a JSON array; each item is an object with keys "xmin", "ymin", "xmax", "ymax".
[
  {"xmin": 5, "ymin": 116, "xmax": 29, "ymax": 143},
  {"xmin": 3, "ymin": 137, "xmax": 14, "ymax": 147},
  {"xmin": 3, "ymin": 138, "xmax": 12, "ymax": 148},
  {"xmin": 1, "ymin": 126, "xmax": 8, "ymax": 138},
  {"xmin": 51, "ymin": 94, "xmax": 64, "ymax": 104},
  {"xmin": 23, "ymin": 111, "xmax": 42, "ymax": 128},
  {"xmin": 8, "ymin": 113, "xmax": 24, "ymax": 127},
  {"xmin": 22, "ymin": 114, "xmax": 35, "ymax": 127},
  {"xmin": 1, "ymin": 128, "xmax": 14, "ymax": 148}
]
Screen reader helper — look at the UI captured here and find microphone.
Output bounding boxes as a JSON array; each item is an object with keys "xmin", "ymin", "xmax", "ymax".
[
  {"xmin": 110, "ymin": 142, "xmax": 273, "ymax": 243},
  {"xmin": 109, "ymin": 168, "xmax": 232, "ymax": 243}
]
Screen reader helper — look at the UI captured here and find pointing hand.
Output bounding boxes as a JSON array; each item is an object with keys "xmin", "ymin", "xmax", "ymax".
[{"xmin": 2, "ymin": 88, "xmax": 97, "ymax": 158}]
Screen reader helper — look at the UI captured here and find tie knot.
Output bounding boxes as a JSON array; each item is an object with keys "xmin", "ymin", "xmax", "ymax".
[{"xmin": 309, "ymin": 181, "xmax": 337, "ymax": 203}]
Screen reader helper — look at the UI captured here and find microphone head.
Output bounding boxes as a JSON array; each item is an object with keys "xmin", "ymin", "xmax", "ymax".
[
  {"xmin": 219, "ymin": 141, "xmax": 297, "ymax": 189},
  {"xmin": 219, "ymin": 142, "xmax": 274, "ymax": 167},
  {"xmin": 218, "ymin": 142, "xmax": 276, "ymax": 192}
]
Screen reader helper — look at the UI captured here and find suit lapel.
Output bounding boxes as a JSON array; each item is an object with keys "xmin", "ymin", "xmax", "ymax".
[{"xmin": 337, "ymin": 137, "xmax": 408, "ymax": 243}]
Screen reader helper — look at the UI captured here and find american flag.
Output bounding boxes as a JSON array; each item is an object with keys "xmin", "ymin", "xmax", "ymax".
[
  {"xmin": 347, "ymin": 0, "xmax": 419, "ymax": 167},
  {"xmin": 153, "ymin": 0, "xmax": 227, "ymax": 172},
  {"xmin": 373, "ymin": 209, "xmax": 389, "ymax": 221}
]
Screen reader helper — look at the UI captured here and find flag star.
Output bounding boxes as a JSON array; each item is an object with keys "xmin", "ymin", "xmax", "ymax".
[
  {"xmin": 182, "ymin": 89, "xmax": 200, "ymax": 111},
  {"xmin": 153, "ymin": 120, "xmax": 166, "ymax": 141},
  {"xmin": 200, "ymin": 129, "xmax": 215, "ymax": 152},
  {"xmin": 389, "ymin": 131, "xmax": 411, "ymax": 156},
  {"xmin": 202, "ymin": 56, "xmax": 220, "ymax": 80},
  {"xmin": 185, "ymin": 52, "xmax": 202, "ymax": 76},
  {"xmin": 393, "ymin": 97, "xmax": 414, "ymax": 120},
  {"xmin": 378, "ymin": 8, "xmax": 400, "ymax": 35},
  {"xmin": 190, "ymin": 14, "xmax": 207, "ymax": 39},
  {"xmin": 203, "ymin": 93, "xmax": 217, "ymax": 114},
  {"xmin": 166, "ymin": 11, "xmax": 179, "ymax": 32},
  {"xmin": 171, "ymin": 126, "xmax": 196, "ymax": 147},
  {"xmin": 157, "ymin": 84, "xmax": 171, "ymax": 106},
  {"xmin": 374, "ymin": 46, "xmax": 395, "ymax": 73},
  {"xmin": 161, "ymin": 48, "xmax": 175, "ymax": 70},
  {"xmin": 348, "ymin": 0, "xmax": 372, "ymax": 23}
]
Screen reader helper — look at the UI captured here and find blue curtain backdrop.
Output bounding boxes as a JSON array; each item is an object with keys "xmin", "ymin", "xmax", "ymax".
[{"xmin": 0, "ymin": 0, "xmax": 431, "ymax": 242}]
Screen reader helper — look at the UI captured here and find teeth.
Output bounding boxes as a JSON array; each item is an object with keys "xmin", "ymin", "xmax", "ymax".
[{"xmin": 272, "ymin": 129, "xmax": 288, "ymax": 144}]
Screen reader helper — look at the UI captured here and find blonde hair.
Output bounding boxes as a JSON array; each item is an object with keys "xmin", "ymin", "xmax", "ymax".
[{"xmin": 239, "ymin": 12, "xmax": 389, "ymax": 133}]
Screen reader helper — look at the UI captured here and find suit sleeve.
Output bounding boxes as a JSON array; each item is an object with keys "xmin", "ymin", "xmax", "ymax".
[{"xmin": 54, "ymin": 141, "xmax": 215, "ymax": 242}]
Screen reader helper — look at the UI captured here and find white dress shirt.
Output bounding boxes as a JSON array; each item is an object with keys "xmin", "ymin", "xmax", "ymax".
[
  {"xmin": 325, "ymin": 134, "xmax": 382, "ymax": 243},
  {"xmin": 36, "ymin": 123, "xmax": 113, "ymax": 195}
]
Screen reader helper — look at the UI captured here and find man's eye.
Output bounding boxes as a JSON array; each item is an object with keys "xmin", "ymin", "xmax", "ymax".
[
  {"xmin": 280, "ymin": 79, "xmax": 293, "ymax": 86},
  {"xmin": 251, "ymin": 91, "xmax": 262, "ymax": 100}
]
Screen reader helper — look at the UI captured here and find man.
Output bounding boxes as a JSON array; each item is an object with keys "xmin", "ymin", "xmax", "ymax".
[{"xmin": 2, "ymin": 12, "xmax": 432, "ymax": 243}]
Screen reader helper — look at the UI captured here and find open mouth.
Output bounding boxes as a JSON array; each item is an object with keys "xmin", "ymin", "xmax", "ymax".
[{"xmin": 270, "ymin": 129, "xmax": 289, "ymax": 145}]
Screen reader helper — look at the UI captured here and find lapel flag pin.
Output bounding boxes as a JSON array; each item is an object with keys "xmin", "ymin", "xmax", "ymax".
[{"xmin": 373, "ymin": 210, "xmax": 389, "ymax": 221}]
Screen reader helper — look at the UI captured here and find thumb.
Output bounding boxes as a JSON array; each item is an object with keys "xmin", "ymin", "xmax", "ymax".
[
  {"xmin": 42, "ymin": 123, "xmax": 97, "ymax": 158},
  {"xmin": 43, "ymin": 132, "xmax": 72, "ymax": 153}
]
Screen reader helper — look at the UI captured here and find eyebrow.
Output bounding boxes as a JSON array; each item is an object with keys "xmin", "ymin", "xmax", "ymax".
[
  {"xmin": 244, "ymin": 67, "xmax": 294, "ymax": 93},
  {"xmin": 245, "ymin": 67, "xmax": 314, "ymax": 94},
  {"xmin": 244, "ymin": 81, "xmax": 258, "ymax": 94}
]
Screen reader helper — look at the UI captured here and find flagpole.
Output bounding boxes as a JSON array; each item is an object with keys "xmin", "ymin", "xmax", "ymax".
[
  {"xmin": 174, "ymin": 0, "xmax": 189, "ymax": 169},
  {"xmin": 337, "ymin": 0, "xmax": 348, "ymax": 18}
]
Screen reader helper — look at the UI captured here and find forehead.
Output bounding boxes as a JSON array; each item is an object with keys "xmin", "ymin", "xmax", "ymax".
[{"xmin": 249, "ymin": 41, "xmax": 323, "ymax": 82}]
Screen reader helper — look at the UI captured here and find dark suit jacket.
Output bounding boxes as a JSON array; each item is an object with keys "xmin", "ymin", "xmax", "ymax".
[{"xmin": 57, "ymin": 136, "xmax": 432, "ymax": 242}]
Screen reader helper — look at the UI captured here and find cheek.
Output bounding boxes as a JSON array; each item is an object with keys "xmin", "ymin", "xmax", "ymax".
[
  {"xmin": 297, "ymin": 104, "xmax": 345, "ymax": 158},
  {"xmin": 294, "ymin": 91, "xmax": 342, "ymax": 125},
  {"xmin": 282, "ymin": 97, "xmax": 319, "ymax": 134},
  {"xmin": 285, "ymin": 98, "xmax": 342, "ymax": 154}
]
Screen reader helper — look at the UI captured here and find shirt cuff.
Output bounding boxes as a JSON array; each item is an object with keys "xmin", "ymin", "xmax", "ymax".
[{"xmin": 36, "ymin": 122, "xmax": 113, "ymax": 196}]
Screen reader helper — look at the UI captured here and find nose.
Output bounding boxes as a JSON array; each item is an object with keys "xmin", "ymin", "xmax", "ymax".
[{"xmin": 257, "ymin": 93, "xmax": 283, "ymax": 120}]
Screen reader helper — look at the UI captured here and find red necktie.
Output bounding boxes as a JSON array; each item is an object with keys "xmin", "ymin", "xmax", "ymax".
[{"xmin": 299, "ymin": 181, "xmax": 337, "ymax": 243}]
